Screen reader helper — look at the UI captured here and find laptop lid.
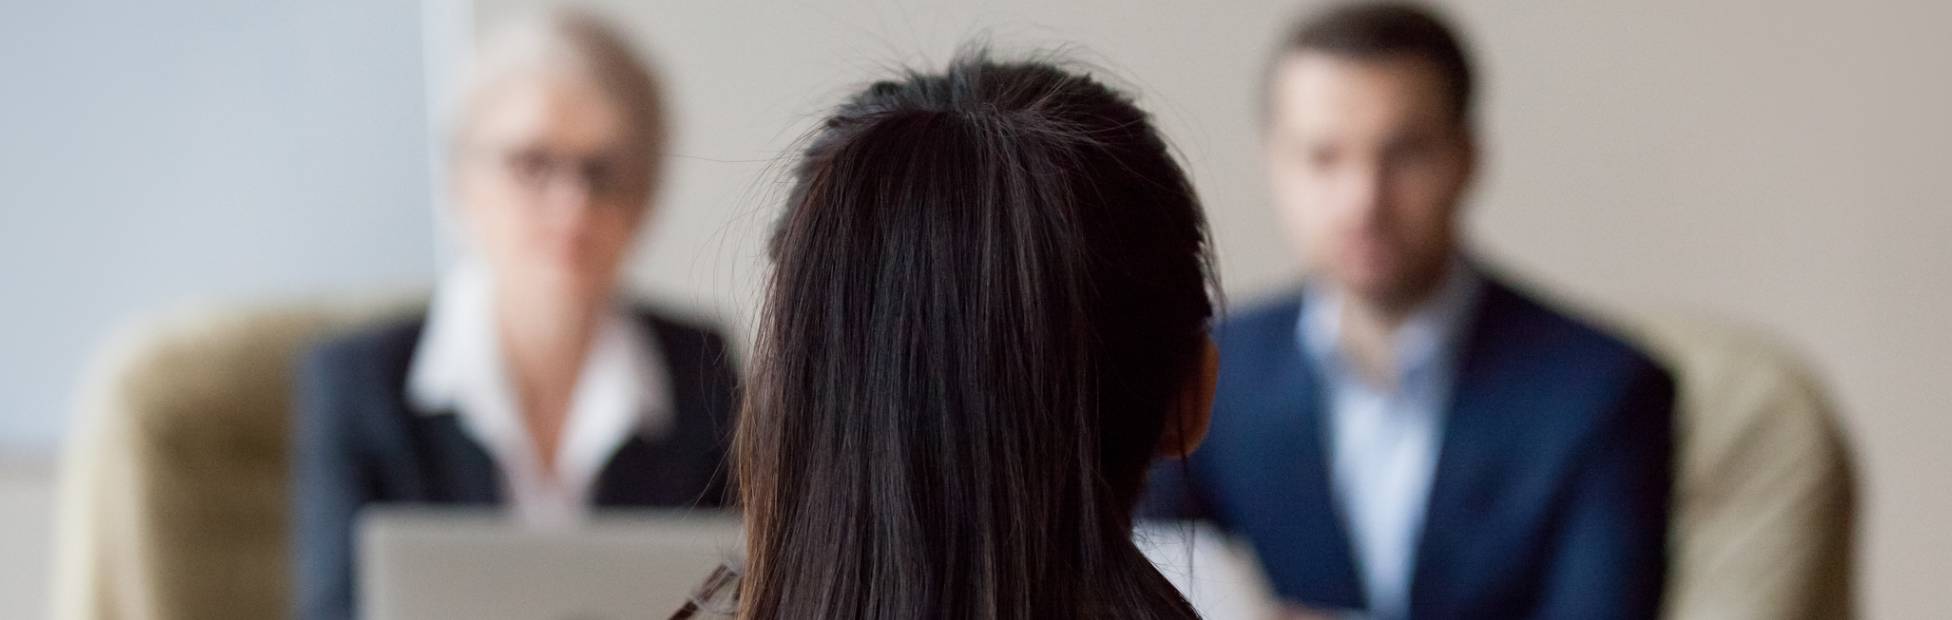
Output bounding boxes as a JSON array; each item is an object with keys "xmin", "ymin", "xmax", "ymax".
[{"xmin": 358, "ymin": 508, "xmax": 742, "ymax": 620}]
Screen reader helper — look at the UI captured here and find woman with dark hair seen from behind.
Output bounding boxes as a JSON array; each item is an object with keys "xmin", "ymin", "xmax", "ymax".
[{"xmin": 677, "ymin": 50, "xmax": 1222, "ymax": 619}]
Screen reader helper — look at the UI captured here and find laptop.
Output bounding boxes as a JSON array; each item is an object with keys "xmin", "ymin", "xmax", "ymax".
[{"xmin": 358, "ymin": 508, "xmax": 743, "ymax": 620}]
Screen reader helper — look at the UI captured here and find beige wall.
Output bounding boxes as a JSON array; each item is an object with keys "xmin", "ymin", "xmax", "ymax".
[{"xmin": 473, "ymin": 1, "xmax": 1951, "ymax": 616}]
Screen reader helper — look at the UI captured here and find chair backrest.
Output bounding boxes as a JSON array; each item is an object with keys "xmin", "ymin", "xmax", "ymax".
[
  {"xmin": 51, "ymin": 298, "xmax": 421, "ymax": 620},
  {"xmin": 1618, "ymin": 313, "xmax": 1857, "ymax": 620}
]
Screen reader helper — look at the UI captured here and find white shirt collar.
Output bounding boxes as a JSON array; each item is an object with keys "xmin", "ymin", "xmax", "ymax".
[
  {"xmin": 406, "ymin": 261, "xmax": 673, "ymax": 526},
  {"xmin": 1299, "ymin": 257, "xmax": 1485, "ymax": 384}
]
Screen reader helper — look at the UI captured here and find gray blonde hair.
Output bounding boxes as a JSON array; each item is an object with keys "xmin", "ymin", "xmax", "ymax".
[{"xmin": 449, "ymin": 8, "xmax": 667, "ymax": 186}]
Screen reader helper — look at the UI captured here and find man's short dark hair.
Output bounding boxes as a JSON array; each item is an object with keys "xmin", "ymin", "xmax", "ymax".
[{"xmin": 1269, "ymin": 2, "xmax": 1476, "ymax": 122}]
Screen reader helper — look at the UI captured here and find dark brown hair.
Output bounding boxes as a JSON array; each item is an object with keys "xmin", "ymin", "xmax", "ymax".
[
  {"xmin": 1270, "ymin": 2, "xmax": 1476, "ymax": 122},
  {"xmin": 735, "ymin": 51, "xmax": 1215, "ymax": 619}
]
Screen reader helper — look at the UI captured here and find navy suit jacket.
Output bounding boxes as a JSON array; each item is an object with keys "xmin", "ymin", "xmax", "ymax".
[
  {"xmin": 291, "ymin": 308, "xmax": 739, "ymax": 620},
  {"xmin": 1145, "ymin": 278, "xmax": 1675, "ymax": 619}
]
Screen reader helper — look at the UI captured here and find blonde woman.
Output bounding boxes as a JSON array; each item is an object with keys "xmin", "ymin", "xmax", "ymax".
[{"xmin": 292, "ymin": 11, "xmax": 735, "ymax": 619}]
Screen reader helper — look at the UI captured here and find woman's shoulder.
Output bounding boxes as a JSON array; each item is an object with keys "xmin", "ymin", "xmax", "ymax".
[
  {"xmin": 297, "ymin": 313, "xmax": 427, "ymax": 409},
  {"xmin": 624, "ymin": 304, "xmax": 739, "ymax": 386},
  {"xmin": 625, "ymin": 303, "xmax": 731, "ymax": 348}
]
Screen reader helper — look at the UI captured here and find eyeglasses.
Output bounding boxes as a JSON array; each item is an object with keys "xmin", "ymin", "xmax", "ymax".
[{"xmin": 471, "ymin": 144, "xmax": 643, "ymax": 199}]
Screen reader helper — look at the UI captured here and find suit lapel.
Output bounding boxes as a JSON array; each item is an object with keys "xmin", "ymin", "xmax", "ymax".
[
  {"xmin": 592, "ymin": 315, "xmax": 681, "ymax": 507},
  {"xmin": 590, "ymin": 313, "xmax": 733, "ymax": 508},
  {"xmin": 1278, "ymin": 349, "xmax": 1368, "ymax": 608},
  {"xmin": 412, "ymin": 412, "xmax": 503, "ymax": 504},
  {"xmin": 1410, "ymin": 282, "xmax": 1551, "ymax": 616},
  {"xmin": 1216, "ymin": 298, "xmax": 1364, "ymax": 608},
  {"xmin": 591, "ymin": 434, "xmax": 670, "ymax": 505}
]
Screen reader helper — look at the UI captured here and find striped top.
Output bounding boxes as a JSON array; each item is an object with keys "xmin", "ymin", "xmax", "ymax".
[{"xmin": 668, "ymin": 562, "xmax": 741, "ymax": 619}]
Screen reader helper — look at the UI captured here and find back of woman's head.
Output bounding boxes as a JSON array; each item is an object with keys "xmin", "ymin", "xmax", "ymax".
[{"xmin": 738, "ymin": 51, "xmax": 1214, "ymax": 619}]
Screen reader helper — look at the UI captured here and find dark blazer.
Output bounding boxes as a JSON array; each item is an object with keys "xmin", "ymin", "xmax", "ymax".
[
  {"xmin": 291, "ymin": 308, "xmax": 739, "ymax": 620},
  {"xmin": 1145, "ymin": 277, "xmax": 1675, "ymax": 619}
]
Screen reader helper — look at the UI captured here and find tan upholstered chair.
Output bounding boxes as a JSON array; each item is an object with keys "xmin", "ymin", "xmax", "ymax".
[
  {"xmin": 50, "ymin": 298, "xmax": 419, "ymax": 620},
  {"xmin": 1618, "ymin": 313, "xmax": 1857, "ymax": 620}
]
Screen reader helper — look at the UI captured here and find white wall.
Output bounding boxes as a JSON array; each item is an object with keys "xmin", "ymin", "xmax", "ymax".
[
  {"xmin": 483, "ymin": 1, "xmax": 1952, "ymax": 617},
  {"xmin": 0, "ymin": 1, "xmax": 438, "ymax": 451}
]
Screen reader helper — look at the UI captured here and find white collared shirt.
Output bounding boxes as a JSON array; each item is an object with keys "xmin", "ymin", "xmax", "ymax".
[
  {"xmin": 406, "ymin": 262, "xmax": 673, "ymax": 528},
  {"xmin": 1299, "ymin": 260, "xmax": 1483, "ymax": 620}
]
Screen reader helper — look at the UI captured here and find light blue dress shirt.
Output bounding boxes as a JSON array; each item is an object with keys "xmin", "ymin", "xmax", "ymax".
[{"xmin": 1298, "ymin": 261, "xmax": 1484, "ymax": 620}]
